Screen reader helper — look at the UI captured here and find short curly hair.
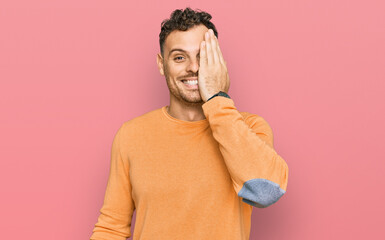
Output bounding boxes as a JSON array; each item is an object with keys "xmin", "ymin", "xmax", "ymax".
[{"xmin": 159, "ymin": 7, "xmax": 218, "ymax": 57}]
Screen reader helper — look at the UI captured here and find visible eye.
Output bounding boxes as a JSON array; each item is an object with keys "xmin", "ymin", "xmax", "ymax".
[{"xmin": 174, "ymin": 56, "xmax": 184, "ymax": 61}]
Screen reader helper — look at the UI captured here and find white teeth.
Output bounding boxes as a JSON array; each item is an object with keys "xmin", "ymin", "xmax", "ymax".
[{"xmin": 183, "ymin": 80, "xmax": 198, "ymax": 85}]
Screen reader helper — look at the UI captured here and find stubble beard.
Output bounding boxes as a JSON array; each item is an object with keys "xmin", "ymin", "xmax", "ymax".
[{"xmin": 164, "ymin": 66, "xmax": 203, "ymax": 107}]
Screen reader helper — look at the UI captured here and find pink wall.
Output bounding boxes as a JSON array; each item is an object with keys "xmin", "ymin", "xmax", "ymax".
[{"xmin": 1, "ymin": 1, "xmax": 384, "ymax": 239}]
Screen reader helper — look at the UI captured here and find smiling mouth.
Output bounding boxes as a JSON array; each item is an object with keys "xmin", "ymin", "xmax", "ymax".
[{"xmin": 181, "ymin": 79, "xmax": 199, "ymax": 88}]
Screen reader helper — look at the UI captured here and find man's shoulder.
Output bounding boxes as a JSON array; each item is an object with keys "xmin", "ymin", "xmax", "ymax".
[{"xmin": 120, "ymin": 106, "xmax": 163, "ymax": 131}]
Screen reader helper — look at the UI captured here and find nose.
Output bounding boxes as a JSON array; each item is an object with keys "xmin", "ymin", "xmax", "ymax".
[{"xmin": 186, "ymin": 57, "xmax": 199, "ymax": 73}]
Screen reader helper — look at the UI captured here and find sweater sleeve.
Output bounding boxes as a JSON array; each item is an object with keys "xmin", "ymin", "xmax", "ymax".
[
  {"xmin": 90, "ymin": 123, "xmax": 135, "ymax": 240},
  {"xmin": 202, "ymin": 97, "xmax": 289, "ymax": 208}
]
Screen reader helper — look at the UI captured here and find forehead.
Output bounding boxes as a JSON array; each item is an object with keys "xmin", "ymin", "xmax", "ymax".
[{"xmin": 164, "ymin": 24, "xmax": 209, "ymax": 56}]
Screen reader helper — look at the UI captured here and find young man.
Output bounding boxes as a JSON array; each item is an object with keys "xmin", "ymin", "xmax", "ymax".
[{"xmin": 90, "ymin": 7, "xmax": 288, "ymax": 240}]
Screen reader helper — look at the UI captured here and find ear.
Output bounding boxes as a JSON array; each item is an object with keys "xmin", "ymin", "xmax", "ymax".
[{"xmin": 157, "ymin": 53, "xmax": 165, "ymax": 76}]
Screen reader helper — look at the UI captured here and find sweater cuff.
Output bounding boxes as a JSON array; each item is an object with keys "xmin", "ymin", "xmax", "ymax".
[{"xmin": 202, "ymin": 96, "xmax": 236, "ymax": 119}]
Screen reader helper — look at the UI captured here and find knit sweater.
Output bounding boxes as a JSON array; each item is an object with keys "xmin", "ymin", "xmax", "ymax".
[{"xmin": 90, "ymin": 96, "xmax": 289, "ymax": 240}]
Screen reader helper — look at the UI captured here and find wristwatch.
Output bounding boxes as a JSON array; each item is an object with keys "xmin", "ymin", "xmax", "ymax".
[{"xmin": 207, "ymin": 91, "xmax": 231, "ymax": 102}]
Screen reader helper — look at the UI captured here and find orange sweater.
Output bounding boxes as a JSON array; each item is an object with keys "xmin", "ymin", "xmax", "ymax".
[{"xmin": 90, "ymin": 96, "xmax": 289, "ymax": 240}]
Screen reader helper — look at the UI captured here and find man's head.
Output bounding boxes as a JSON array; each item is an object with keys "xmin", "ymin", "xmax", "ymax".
[
  {"xmin": 159, "ymin": 7, "xmax": 218, "ymax": 58},
  {"xmin": 157, "ymin": 7, "xmax": 218, "ymax": 106}
]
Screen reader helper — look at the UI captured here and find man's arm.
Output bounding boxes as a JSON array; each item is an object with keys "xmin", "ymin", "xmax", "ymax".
[
  {"xmin": 90, "ymin": 123, "xmax": 135, "ymax": 239},
  {"xmin": 202, "ymin": 96, "xmax": 289, "ymax": 208}
]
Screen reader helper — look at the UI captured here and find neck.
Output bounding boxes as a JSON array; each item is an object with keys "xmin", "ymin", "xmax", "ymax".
[{"xmin": 167, "ymin": 102, "xmax": 206, "ymax": 122}]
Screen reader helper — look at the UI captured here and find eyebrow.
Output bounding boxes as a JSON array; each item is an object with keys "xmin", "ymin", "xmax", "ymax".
[
  {"xmin": 169, "ymin": 48, "xmax": 187, "ymax": 55},
  {"xmin": 168, "ymin": 48, "xmax": 199, "ymax": 58}
]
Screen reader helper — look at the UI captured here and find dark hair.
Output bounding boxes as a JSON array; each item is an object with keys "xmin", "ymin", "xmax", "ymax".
[{"xmin": 159, "ymin": 7, "xmax": 218, "ymax": 57}]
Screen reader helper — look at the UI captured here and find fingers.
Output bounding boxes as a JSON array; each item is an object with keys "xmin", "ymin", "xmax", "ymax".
[
  {"xmin": 204, "ymin": 31, "xmax": 213, "ymax": 65},
  {"xmin": 200, "ymin": 40, "xmax": 207, "ymax": 66},
  {"xmin": 205, "ymin": 29, "xmax": 225, "ymax": 66},
  {"xmin": 214, "ymin": 34, "xmax": 226, "ymax": 66},
  {"xmin": 209, "ymin": 30, "xmax": 220, "ymax": 64}
]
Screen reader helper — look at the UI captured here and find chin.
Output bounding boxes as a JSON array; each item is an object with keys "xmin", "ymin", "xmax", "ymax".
[{"xmin": 182, "ymin": 96, "xmax": 203, "ymax": 104}]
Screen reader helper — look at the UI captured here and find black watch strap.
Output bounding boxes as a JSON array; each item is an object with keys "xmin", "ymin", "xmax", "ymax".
[{"xmin": 207, "ymin": 91, "xmax": 231, "ymax": 102}]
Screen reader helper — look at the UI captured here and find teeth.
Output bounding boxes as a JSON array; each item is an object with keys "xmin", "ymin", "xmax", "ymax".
[{"xmin": 183, "ymin": 80, "xmax": 198, "ymax": 85}]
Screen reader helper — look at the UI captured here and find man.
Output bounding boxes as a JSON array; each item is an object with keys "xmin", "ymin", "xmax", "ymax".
[{"xmin": 90, "ymin": 7, "xmax": 288, "ymax": 240}]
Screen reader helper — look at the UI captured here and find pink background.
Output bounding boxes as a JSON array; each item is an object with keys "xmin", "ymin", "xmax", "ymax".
[{"xmin": 1, "ymin": 1, "xmax": 384, "ymax": 239}]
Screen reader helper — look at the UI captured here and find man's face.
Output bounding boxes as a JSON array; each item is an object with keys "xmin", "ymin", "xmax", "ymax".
[{"xmin": 157, "ymin": 24, "xmax": 209, "ymax": 105}]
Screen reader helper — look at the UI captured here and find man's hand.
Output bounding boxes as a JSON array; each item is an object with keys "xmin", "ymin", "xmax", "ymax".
[{"xmin": 198, "ymin": 29, "xmax": 230, "ymax": 102}]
